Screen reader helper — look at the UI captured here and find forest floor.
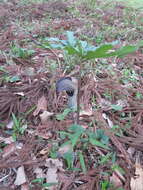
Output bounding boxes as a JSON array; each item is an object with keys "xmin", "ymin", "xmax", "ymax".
[{"xmin": 0, "ymin": 0, "xmax": 143, "ymax": 189}]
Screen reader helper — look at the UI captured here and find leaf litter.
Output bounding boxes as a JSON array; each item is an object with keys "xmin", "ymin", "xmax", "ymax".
[{"xmin": 0, "ymin": 0, "xmax": 143, "ymax": 189}]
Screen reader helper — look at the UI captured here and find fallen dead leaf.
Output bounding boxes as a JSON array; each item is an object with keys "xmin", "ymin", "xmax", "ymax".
[
  {"xmin": 116, "ymin": 99, "xmax": 129, "ymax": 108},
  {"xmin": 34, "ymin": 167, "xmax": 45, "ymax": 179},
  {"xmin": 33, "ymin": 95, "xmax": 48, "ymax": 116},
  {"xmin": 79, "ymin": 107, "xmax": 93, "ymax": 117},
  {"xmin": 39, "ymin": 148, "xmax": 50, "ymax": 156},
  {"xmin": 127, "ymin": 147, "xmax": 135, "ymax": 157},
  {"xmin": 130, "ymin": 162, "xmax": 143, "ymax": 190},
  {"xmin": 14, "ymin": 92, "xmax": 25, "ymax": 96},
  {"xmin": 39, "ymin": 111, "xmax": 54, "ymax": 124},
  {"xmin": 23, "ymin": 67, "xmax": 35, "ymax": 76},
  {"xmin": 21, "ymin": 183, "xmax": 29, "ymax": 190},
  {"xmin": 0, "ymin": 136, "xmax": 14, "ymax": 144},
  {"xmin": 36, "ymin": 124, "xmax": 53, "ymax": 139},
  {"xmin": 3, "ymin": 142, "xmax": 23, "ymax": 158},
  {"xmin": 58, "ymin": 53, "xmax": 63, "ymax": 58},
  {"xmin": 46, "ymin": 168, "xmax": 58, "ymax": 190},
  {"xmin": 2, "ymin": 143, "xmax": 16, "ymax": 158},
  {"xmin": 45, "ymin": 158, "xmax": 63, "ymax": 190},
  {"xmin": 14, "ymin": 166, "xmax": 27, "ymax": 186},
  {"xmin": 99, "ymin": 98, "xmax": 112, "ymax": 110}
]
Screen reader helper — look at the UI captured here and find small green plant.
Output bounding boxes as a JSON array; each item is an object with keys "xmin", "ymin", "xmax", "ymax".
[
  {"xmin": 11, "ymin": 44, "xmax": 35, "ymax": 59},
  {"xmin": 42, "ymin": 31, "xmax": 140, "ymax": 124},
  {"xmin": 40, "ymin": 30, "xmax": 141, "ymax": 175},
  {"xmin": 121, "ymin": 68, "xmax": 139, "ymax": 84},
  {"xmin": 31, "ymin": 178, "xmax": 58, "ymax": 188},
  {"xmin": 1, "ymin": 75, "xmax": 20, "ymax": 83},
  {"xmin": 42, "ymin": 31, "xmax": 139, "ymax": 62},
  {"xmin": 0, "ymin": 66, "xmax": 21, "ymax": 83},
  {"xmin": 59, "ymin": 124, "xmax": 110, "ymax": 171},
  {"xmin": 56, "ymin": 108, "xmax": 73, "ymax": 121},
  {"xmin": 101, "ymin": 180, "xmax": 113, "ymax": 190},
  {"xmin": 62, "ymin": 151, "xmax": 75, "ymax": 170},
  {"xmin": 110, "ymin": 125, "xmax": 124, "ymax": 137},
  {"xmin": 11, "ymin": 113, "xmax": 26, "ymax": 141}
]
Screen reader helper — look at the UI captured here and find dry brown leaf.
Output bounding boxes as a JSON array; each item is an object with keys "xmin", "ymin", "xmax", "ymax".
[
  {"xmin": 116, "ymin": 99, "xmax": 129, "ymax": 108},
  {"xmin": 110, "ymin": 172, "xmax": 123, "ymax": 188},
  {"xmin": 14, "ymin": 166, "xmax": 27, "ymax": 186},
  {"xmin": 102, "ymin": 113, "xmax": 113, "ymax": 128},
  {"xmin": 34, "ymin": 167, "xmax": 45, "ymax": 179},
  {"xmin": 99, "ymin": 98, "xmax": 112, "ymax": 109},
  {"xmin": 2, "ymin": 143, "xmax": 16, "ymax": 158},
  {"xmin": 39, "ymin": 111, "xmax": 54, "ymax": 124},
  {"xmin": 3, "ymin": 142, "xmax": 23, "ymax": 158},
  {"xmin": 130, "ymin": 163, "xmax": 143, "ymax": 190},
  {"xmin": 79, "ymin": 108, "xmax": 93, "ymax": 117},
  {"xmin": 81, "ymin": 125, "xmax": 89, "ymax": 129},
  {"xmin": 0, "ymin": 136, "xmax": 14, "ymax": 144},
  {"xmin": 39, "ymin": 147, "xmax": 50, "ymax": 155},
  {"xmin": 58, "ymin": 53, "xmax": 63, "ymax": 58},
  {"xmin": 36, "ymin": 125, "xmax": 53, "ymax": 139},
  {"xmin": 33, "ymin": 95, "xmax": 48, "ymax": 116},
  {"xmin": 127, "ymin": 147, "xmax": 135, "ymax": 157},
  {"xmin": 45, "ymin": 158, "xmax": 63, "ymax": 170},
  {"xmin": 21, "ymin": 183, "xmax": 29, "ymax": 190},
  {"xmin": 46, "ymin": 168, "xmax": 58, "ymax": 190},
  {"xmin": 45, "ymin": 159, "xmax": 63, "ymax": 190},
  {"xmin": 23, "ymin": 67, "xmax": 35, "ymax": 76}
]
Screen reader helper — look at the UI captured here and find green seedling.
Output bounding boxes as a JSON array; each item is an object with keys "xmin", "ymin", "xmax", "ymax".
[
  {"xmin": 0, "ymin": 66, "xmax": 21, "ymax": 83},
  {"xmin": 42, "ymin": 31, "xmax": 139, "ymax": 61},
  {"xmin": 40, "ymin": 30, "xmax": 142, "ymax": 126},
  {"xmin": 78, "ymin": 151, "xmax": 87, "ymax": 173},
  {"xmin": 110, "ymin": 125, "xmax": 124, "ymax": 137},
  {"xmin": 101, "ymin": 180, "xmax": 113, "ymax": 190},
  {"xmin": 101, "ymin": 179, "xmax": 125, "ymax": 190},
  {"xmin": 99, "ymin": 152, "xmax": 116, "ymax": 165},
  {"xmin": 11, "ymin": 113, "xmax": 26, "ymax": 141},
  {"xmin": 62, "ymin": 151, "xmax": 75, "ymax": 170},
  {"xmin": 56, "ymin": 108, "xmax": 73, "ymax": 121},
  {"xmin": 11, "ymin": 44, "xmax": 35, "ymax": 59},
  {"xmin": 31, "ymin": 178, "xmax": 58, "ymax": 188},
  {"xmin": 59, "ymin": 124, "xmax": 110, "ymax": 171},
  {"xmin": 121, "ymin": 68, "xmax": 139, "ymax": 84}
]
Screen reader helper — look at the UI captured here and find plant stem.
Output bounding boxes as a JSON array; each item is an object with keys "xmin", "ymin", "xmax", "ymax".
[{"xmin": 76, "ymin": 66, "xmax": 81, "ymax": 124}]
